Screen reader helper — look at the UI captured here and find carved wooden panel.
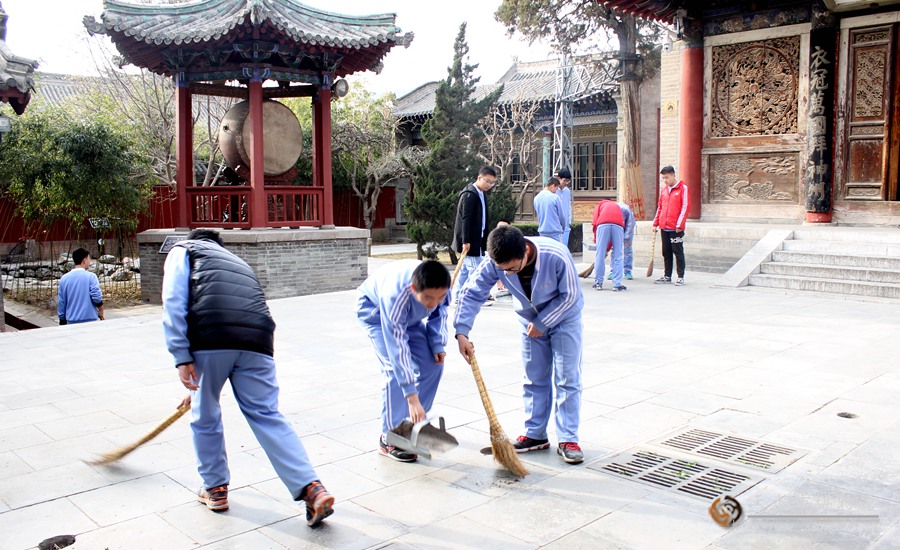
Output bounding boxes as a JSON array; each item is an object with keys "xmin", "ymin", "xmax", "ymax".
[
  {"xmin": 853, "ymin": 49, "xmax": 887, "ymax": 118},
  {"xmin": 711, "ymin": 37, "xmax": 800, "ymax": 137},
  {"xmin": 844, "ymin": 25, "xmax": 895, "ymax": 201},
  {"xmin": 710, "ymin": 154, "xmax": 798, "ymax": 202}
]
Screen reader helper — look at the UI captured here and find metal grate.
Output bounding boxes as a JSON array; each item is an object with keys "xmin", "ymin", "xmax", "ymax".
[
  {"xmin": 590, "ymin": 450, "xmax": 764, "ymax": 501},
  {"xmin": 653, "ymin": 428, "xmax": 807, "ymax": 473}
]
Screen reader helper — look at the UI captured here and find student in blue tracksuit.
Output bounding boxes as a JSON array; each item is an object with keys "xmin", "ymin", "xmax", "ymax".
[
  {"xmin": 357, "ymin": 260, "xmax": 451, "ymax": 462},
  {"xmin": 557, "ymin": 169, "xmax": 573, "ymax": 248},
  {"xmin": 163, "ymin": 229, "xmax": 333, "ymax": 526},
  {"xmin": 454, "ymin": 225, "xmax": 585, "ymax": 464},
  {"xmin": 533, "ymin": 177, "xmax": 567, "ymax": 243}
]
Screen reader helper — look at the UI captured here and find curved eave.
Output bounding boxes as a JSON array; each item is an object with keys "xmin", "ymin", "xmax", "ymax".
[
  {"xmin": 86, "ymin": 0, "xmax": 412, "ymax": 52},
  {"xmin": 598, "ymin": 0, "xmax": 681, "ymax": 23}
]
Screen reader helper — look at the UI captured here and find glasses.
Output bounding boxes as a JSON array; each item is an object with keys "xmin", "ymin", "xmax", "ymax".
[
  {"xmin": 500, "ymin": 256, "xmax": 526, "ymax": 273},
  {"xmin": 480, "ymin": 176, "xmax": 497, "ymax": 185}
]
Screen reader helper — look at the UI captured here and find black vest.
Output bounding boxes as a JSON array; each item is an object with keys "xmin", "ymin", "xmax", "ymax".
[{"xmin": 179, "ymin": 240, "xmax": 276, "ymax": 357}]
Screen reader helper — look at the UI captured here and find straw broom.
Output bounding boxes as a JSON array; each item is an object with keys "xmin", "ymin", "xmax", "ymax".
[
  {"xmin": 468, "ymin": 353, "xmax": 529, "ymax": 477},
  {"xmin": 87, "ymin": 399, "xmax": 190, "ymax": 465},
  {"xmin": 451, "ymin": 249, "xmax": 528, "ymax": 477},
  {"xmin": 578, "ymin": 262, "xmax": 594, "ymax": 278},
  {"xmin": 646, "ymin": 228, "xmax": 658, "ymax": 277}
]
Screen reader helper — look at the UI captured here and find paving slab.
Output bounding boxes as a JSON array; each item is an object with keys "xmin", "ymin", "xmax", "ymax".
[{"xmin": 1, "ymin": 261, "xmax": 899, "ymax": 548}]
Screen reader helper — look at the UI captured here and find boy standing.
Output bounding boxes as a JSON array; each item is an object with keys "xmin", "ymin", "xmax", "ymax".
[
  {"xmin": 454, "ymin": 226, "xmax": 585, "ymax": 464},
  {"xmin": 356, "ymin": 260, "xmax": 451, "ymax": 462},
  {"xmin": 653, "ymin": 166, "xmax": 690, "ymax": 286},
  {"xmin": 533, "ymin": 177, "xmax": 567, "ymax": 244}
]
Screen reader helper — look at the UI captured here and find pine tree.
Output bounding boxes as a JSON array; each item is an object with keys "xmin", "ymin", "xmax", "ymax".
[{"xmin": 404, "ymin": 23, "xmax": 501, "ymax": 261}]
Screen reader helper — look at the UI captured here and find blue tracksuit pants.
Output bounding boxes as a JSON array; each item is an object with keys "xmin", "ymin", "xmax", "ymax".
[
  {"xmin": 539, "ymin": 232, "xmax": 565, "ymax": 244},
  {"xmin": 190, "ymin": 350, "xmax": 318, "ymax": 499},
  {"xmin": 361, "ymin": 321, "xmax": 444, "ymax": 435},
  {"xmin": 595, "ymin": 224, "xmax": 624, "ymax": 287},
  {"xmin": 624, "ymin": 241, "xmax": 633, "ymax": 274},
  {"xmin": 453, "ymin": 254, "xmax": 484, "ymax": 300},
  {"xmin": 521, "ymin": 316, "xmax": 582, "ymax": 443}
]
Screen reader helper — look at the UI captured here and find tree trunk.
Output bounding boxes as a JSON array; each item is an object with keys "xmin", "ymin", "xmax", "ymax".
[{"xmin": 616, "ymin": 14, "xmax": 647, "ymax": 220}]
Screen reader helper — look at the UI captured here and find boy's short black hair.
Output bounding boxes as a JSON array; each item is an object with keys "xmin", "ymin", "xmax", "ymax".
[
  {"xmin": 557, "ymin": 168, "xmax": 571, "ymax": 179},
  {"xmin": 411, "ymin": 260, "xmax": 451, "ymax": 290},
  {"xmin": 478, "ymin": 166, "xmax": 497, "ymax": 178},
  {"xmin": 187, "ymin": 228, "xmax": 225, "ymax": 247},
  {"xmin": 660, "ymin": 165, "xmax": 676, "ymax": 175},
  {"xmin": 72, "ymin": 248, "xmax": 90, "ymax": 265},
  {"xmin": 487, "ymin": 225, "xmax": 527, "ymax": 265}
]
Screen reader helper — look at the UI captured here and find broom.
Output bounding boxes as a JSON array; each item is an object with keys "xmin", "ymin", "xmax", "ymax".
[
  {"xmin": 87, "ymin": 398, "xmax": 191, "ymax": 465},
  {"xmin": 468, "ymin": 353, "xmax": 529, "ymax": 477},
  {"xmin": 646, "ymin": 229, "xmax": 658, "ymax": 277},
  {"xmin": 578, "ymin": 262, "xmax": 594, "ymax": 278},
  {"xmin": 450, "ymin": 249, "xmax": 528, "ymax": 477}
]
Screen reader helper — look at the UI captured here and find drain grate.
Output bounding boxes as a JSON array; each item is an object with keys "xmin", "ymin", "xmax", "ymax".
[
  {"xmin": 589, "ymin": 450, "xmax": 764, "ymax": 501},
  {"xmin": 652, "ymin": 428, "xmax": 806, "ymax": 473}
]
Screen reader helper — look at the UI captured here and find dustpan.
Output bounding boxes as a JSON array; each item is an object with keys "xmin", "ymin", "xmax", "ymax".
[{"xmin": 385, "ymin": 416, "xmax": 458, "ymax": 459}]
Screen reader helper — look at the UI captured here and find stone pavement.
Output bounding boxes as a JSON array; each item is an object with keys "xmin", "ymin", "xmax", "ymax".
[{"xmin": 1, "ymin": 256, "xmax": 899, "ymax": 549}]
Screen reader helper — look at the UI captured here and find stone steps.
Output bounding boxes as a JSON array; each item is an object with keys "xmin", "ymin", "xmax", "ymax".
[
  {"xmin": 748, "ymin": 273, "xmax": 900, "ymax": 299},
  {"xmin": 748, "ymin": 227, "xmax": 900, "ymax": 299},
  {"xmin": 759, "ymin": 261, "xmax": 900, "ymax": 284}
]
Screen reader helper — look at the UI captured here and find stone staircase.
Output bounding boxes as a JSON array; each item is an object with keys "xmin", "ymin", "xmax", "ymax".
[{"xmin": 747, "ymin": 228, "xmax": 900, "ymax": 299}]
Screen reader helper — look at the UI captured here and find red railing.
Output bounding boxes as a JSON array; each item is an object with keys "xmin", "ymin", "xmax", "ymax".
[{"xmin": 186, "ymin": 186, "xmax": 323, "ymax": 228}]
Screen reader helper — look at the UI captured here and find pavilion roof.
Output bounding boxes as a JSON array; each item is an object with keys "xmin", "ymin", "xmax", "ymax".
[
  {"xmin": 394, "ymin": 58, "xmax": 617, "ymax": 119},
  {"xmin": 598, "ymin": 0, "xmax": 684, "ymax": 22},
  {"xmin": 83, "ymin": 0, "xmax": 413, "ymax": 83},
  {"xmin": 0, "ymin": 2, "xmax": 38, "ymax": 114}
]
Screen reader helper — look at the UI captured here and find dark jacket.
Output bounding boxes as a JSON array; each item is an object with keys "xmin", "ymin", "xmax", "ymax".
[
  {"xmin": 182, "ymin": 240, "xmax": 276, "ymax": 357},
  {"xmin": 452, "ymin": 183, "xmax": 489, "ymax": 256}
]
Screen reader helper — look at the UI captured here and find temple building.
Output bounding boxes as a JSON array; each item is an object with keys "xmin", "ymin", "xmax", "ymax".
[
  {"xmin": 393, "ymin": 58, "xmax": 661, "ymax": 223},
  {"xmin": 602, "ymin": 0, "xmax": 900, "ymax": 226}
]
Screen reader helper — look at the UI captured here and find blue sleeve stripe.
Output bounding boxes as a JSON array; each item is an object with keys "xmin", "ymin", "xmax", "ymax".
[
  {"xmin": 540, "ymin": 249, "xmax": 579, "ymax": 326},
  {"xmin": 388, "ymin": 288, "xmax": 416, "ymax": 385}
]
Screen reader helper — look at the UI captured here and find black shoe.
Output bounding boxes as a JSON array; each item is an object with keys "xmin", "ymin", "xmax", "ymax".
[
  {"xmin": 592, "ymin": 282, "xmax": 603, "ymax": 290},
  {"xmin": 654, "ymin": 276, "xmax": 672, "ymax": 284},
  {"xmin": 557, "ymin": 442, "xmax": 584, "ymax": 464},
  {"xmin": 379, "ymin": 436, "xmax": 417, "ymax": 462},
  {"xmin": 612, "ymin": 285, "xmax": 627, "ymax": 292},
  {"xmin": 513, "ymin": 435, "xmax": 550, "ymax": 453}
]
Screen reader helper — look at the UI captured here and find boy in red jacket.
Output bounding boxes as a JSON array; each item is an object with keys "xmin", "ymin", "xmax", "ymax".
[{"xmin": 652, "ymin": 166, "xmax": 689, "ymax": 286}]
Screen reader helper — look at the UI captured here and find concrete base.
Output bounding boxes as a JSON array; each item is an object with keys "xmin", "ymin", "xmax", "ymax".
[{"xmin": 137, "ymin": 227, "xmax": 369, "ymax": 305}]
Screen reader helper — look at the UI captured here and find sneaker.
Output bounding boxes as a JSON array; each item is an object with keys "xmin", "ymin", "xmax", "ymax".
[
  {"xmin": 654, "ymin": 276, "xmax": 672, "ymax": 284},
  {"xmin": 513, "ymin": 435, "xmax": 550, "ymax": 453},
  {"xmin": 674, "ymin": 278, "xmax": 685, "ymax": 286},
  {"xmin": 612, "ymin": 285, "xmax": 627, "ymax": 292},
  {"xmin": 625, "ymin": 272, "xmax": 633, "ymax": 280},
  {"xmin": 301, "ymin": 481, "xmax": 335, "ymax": 527},
  {"xmin": 198, "ymin": 485, "xmax": 229, "ymax": 512},
  {"xmin": 607, "ymin": 273, "xmax": 613, "ymax": 280},
  {"xmin": 379, "ymin": 436, "xmax": 417, "ymax": 462},
  {"xmin": 592, "ymin": 282, "xmax": 603, "ymax": 290},
  {"xmin": 557, "ymin": 442, "xmax": 584, "ymax": 464}
]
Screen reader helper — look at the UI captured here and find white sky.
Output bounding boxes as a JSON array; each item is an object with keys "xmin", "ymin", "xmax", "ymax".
[{"xmin": 2, "ymin": 0, "xmax": 556, "ymax": 98}]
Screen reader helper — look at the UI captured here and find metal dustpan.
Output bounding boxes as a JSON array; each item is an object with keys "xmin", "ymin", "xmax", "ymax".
[{"xmin": 385, "ymin": 416, "xmax": 458, "ymax": 459}]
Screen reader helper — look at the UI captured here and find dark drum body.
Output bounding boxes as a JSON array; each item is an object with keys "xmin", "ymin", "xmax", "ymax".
[{"xmin": 218, "ymin": 99, "xmax": 303, "ymax": 179}]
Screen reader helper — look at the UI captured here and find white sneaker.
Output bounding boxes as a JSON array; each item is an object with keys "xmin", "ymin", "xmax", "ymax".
[{"xmin": 674, "ymin": 278, "xmax": 685, "ymax": 286}]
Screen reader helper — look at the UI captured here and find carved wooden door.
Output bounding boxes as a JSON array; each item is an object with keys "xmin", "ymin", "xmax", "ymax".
[{"xmin": 844, "ymin": 25, "xmax": 899, "ymax": 201}]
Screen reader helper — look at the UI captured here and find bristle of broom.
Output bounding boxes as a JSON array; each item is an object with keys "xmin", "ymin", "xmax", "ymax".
[
  {"xmin": 87, "ymin": 405, "xmax": 190, "ymax": 465},
  {"xmin": 490, "ymin": 433, "xmax": 529, "ymax": 477},
  {"xmin": 578, "ymin": 262, "xmax": 594, "ymax": 278}
]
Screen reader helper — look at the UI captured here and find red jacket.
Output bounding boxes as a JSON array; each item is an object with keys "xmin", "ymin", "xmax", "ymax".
[
  {"xmin": 591, "ymin": 200, "xmax": 625, "ymax": 242},
  {"xmin": 653, "ymin": 181, "xmax": 689, "ymax": 231}
]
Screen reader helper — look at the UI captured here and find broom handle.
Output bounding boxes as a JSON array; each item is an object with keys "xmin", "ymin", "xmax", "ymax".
[
  {"xmin": 468, "ymin": 353, "xmax": 503, "ymax": 432},
  {"xmin": 450, "ymin": 249, "xmax": 469, "ymax": 289}
]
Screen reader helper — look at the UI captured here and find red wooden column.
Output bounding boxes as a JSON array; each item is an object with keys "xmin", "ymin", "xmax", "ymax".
[
  {"xmin": 248, "ymin": 78, "xmax": 268, "ymax": 228},
  {"xmin": 174, "ymin": 78, "xmax": 193, "ymax": 228},
  {"xmin": 679, "ymin": 45, "xmax": 704, "ymax": 219},
  {"xmin": 312, "ymin": 85, "xmax": 335, "ymax": 228}
]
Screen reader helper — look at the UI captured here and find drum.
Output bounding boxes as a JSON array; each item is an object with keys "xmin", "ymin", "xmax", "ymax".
[{"xmin": 218, "ymin": 99, "xmax": 303, "ymax": 178}]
